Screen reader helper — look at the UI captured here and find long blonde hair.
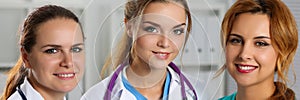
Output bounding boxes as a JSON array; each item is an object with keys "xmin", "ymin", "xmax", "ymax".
[
  {"xmin": 218, "ymin": 0, "xmax": 298, "ymax": 99},
  {"xmin": 101, "ymin": 0, "xmax": 192, "ymax": 78}
]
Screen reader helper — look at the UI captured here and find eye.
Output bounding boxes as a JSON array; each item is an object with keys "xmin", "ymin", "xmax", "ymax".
[
  {"xmin": 143, "ymin": 26, "xmax": 158, "ymax": 33},
  {"xmin": 255, "ymin": 41, "xmax": 270, "ymax": 47},
  {"xmin": 44, "ymin": 48, "xmax": 58, "ymax": 54},
  {"xmin": 173, "ymin": 28, "xmax": 184, "ymax": 35},
  {"xmin": 71, "ymin": 47, "xmax": 83, "ymax": 53},
  {"xmin": 228, "ymin": 38, "xmax": 243, "ymax": 45}
]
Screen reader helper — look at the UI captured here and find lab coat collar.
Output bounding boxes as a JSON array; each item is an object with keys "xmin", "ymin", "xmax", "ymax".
[
  {"xmin": 19, "ymin": 78, "xmax": 67, "ymax": 100},
  {"xmin": 167, "ymin": 66, "xmax": 195, "ymax": 100},
  {"xmin": 109, "ymin": 65, "xmax": 194, "ymax": 100},
  {"xmin": 110, "ymin": 65, "xmax": 136, "ymax": 99},
  {"xmin": 19, "ymin": 78, "xmax": 44, "ymax": 99}
]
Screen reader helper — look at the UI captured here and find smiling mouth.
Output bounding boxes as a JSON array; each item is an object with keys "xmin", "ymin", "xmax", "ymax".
[
  {"xmin": 152, "ymin": 51, "xmax": 170, "ymax": 60},
  {"xmin": 53, "ymin": 73, "xmax": 75, "ymax": 78},
  {"xmin": 235, "ymin": 64, "xmax": 258, "ymax": 73}
]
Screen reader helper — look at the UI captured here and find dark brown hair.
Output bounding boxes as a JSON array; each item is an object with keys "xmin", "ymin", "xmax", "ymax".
[{"xmin": 0, "ymin": 5, "xmax": 83, "ymax": 100}]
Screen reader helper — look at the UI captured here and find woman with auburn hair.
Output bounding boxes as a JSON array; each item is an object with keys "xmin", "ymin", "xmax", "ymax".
[
  {"xmin": 0, "ymin": 5, "xmax": 85, "ymax": 100},
  {"xmin": 81, "ymin": 0, "xmax": 198, "ymax": 100},
  {"xmin": 218, "ymin": 0, "xmax": 297, "ymax": 99}
]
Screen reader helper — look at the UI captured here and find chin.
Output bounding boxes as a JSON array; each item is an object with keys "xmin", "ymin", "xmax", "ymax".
[
  {"xmin": 58, "ymin": 84, "xmax": 77, "ymax": 92},
  {"xmin": 234, "ymin": 78, "xmax": 256, "ymax": 87},
  {"xmin": 149, "ymin": 60, "xmax": 169, "ymax": 69}
]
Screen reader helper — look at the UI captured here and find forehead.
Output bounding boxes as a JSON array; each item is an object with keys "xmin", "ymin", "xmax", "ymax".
[
  {"xmin": 142, "ymin": 2, "xmax": 186, "ymax": 23},
  {"xmin": 35, "ymin": 18, "xmax": 83, "ymax": 44},
  {"xmin": 231, "ymin": 13, "xmax": 270, "ymax": 37}
]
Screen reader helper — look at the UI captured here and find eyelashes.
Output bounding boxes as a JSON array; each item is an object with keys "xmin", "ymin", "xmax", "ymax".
[
  {"xmin": 228, "ymin": 38, "xmax": 242, "ymax": 45},
  {"xmin": 227, "ymin": 37, "xmax": 270, "ymax": 47},
  {"xmin": 173, "ymin": 29, "xmax": 184, "ymax": 35},
  {"xmin": 44, "ymin": 48, "xmax": 58, "ymax": 54},
  {"xmin": 142, "ymin": 26, "xmax": 185, "ymax": 35},
  {"xmin": 255, "ymin": 41, "xmax": 270, "ymax": 46},
  {"xmin": 43, "ymin": 47, "xmax": 83, "ymax": 54},
  {"xmin": 143, "ymin": 26, "xmax": 158, "ymax": 33},
  {"xmin": 71, "ymin": 47, "xmax": 83, "ymax": 53}
]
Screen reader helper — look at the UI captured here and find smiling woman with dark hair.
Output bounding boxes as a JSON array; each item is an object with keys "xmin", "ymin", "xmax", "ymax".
[{"xmin": 0, "ymin": 5, "xmax": 85, "ymax": 100}]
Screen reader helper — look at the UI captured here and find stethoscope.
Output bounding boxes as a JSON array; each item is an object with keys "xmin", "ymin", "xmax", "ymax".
[
  {"xmin": 104, "ymin": 62, "xmax": 198, "ymax": 100},
  {"xmin": 17, "ymin": 86, "xmax": 27, "ymax": 100}
]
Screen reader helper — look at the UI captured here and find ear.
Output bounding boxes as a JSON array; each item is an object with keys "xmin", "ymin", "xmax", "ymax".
[{"xmin": 21, "ymin": 48, "xmax": 31, "ymax": 68}]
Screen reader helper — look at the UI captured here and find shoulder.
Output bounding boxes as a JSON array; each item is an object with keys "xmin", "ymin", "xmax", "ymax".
[
  {"xmin": 8, "ymin": 78, "xmax": 44, "ymax": 100},
  {"xmin": 7, "ymin": 91, "xmax": 22, "ymax": 100},
  {"xmin": 219, "ymin": 92, "xmax": 236, "ymax": 100},
  {"xmin": 81, "ymin": 68, "xmax": 127, "ymax": 100},
  {"xmin": 81, "ymin": 76, "xmax": 111, "ymax": 100}
]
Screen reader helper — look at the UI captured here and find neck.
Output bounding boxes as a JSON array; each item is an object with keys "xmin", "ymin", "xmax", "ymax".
[
  {"xmin": 127, "ymin": 60, "xmax": 167, "ymax": 88},
  {"xmin": 28, "ymin": 76, "xmax": 66, "ymax": 100},
  {"xmin": 127, "ymin": 59, "xmax": 168, "ymax": 99},
  {"xmin": 236, "ymin": 80, "xmax": 275, "ymax": 100}
]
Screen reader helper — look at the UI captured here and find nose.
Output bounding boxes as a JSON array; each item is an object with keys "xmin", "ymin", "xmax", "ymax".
[
  {"xmin": 238, "ymin": 43, "xmax": 253, "ymax": 61},
  {"xmin": 157, "ymin": 35, "xmax": 170, "ymax": 48},
  {"xmin": 60, "ymin": 52, "xmax": 73, "ymax": 68}
]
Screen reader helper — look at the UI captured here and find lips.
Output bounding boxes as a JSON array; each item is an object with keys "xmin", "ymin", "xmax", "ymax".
[
  {"xmin": 152, "ymin": 51, "xmax": 170, "ymax": 60},
  {"xmin": 235, "ymin": 64, "xmax": 258, "ymax": 73},
  {"xmin": 53, "ymin": 73, "xmax": 76, "ymax": 79}
]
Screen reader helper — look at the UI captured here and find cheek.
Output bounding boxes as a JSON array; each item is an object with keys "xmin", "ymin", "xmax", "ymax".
[
  {"xmin": 73, "ymin": 55, "xmax": 85, "ymax": 79},
  {"xmin": 171, "ymin": 36, "xmax": 185, "ymax": 50},
  {"xmin": 257, "ymin": 50, "xmax": 278, "ymax": 69},
  {"xmin": 29, "ymin": 54, "xmax": 61, "ymax": 71},
  {"xmin": 29, "ymin": 58, "xmax": 51, "ymax": 78},
  {"xmin": 135, "ymin": 36, "xmax": 156, "ymax": 50},
  {"xmin": 74, "ymin": 54, "xmax": 85, "ymax": 69},
  {"xmin": 225, "ymin": 46, "xmax": 238, "ymax": 63}
]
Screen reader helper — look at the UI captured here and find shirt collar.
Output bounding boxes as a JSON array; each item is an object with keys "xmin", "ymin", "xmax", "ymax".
[
  {"xmin": 20, "ymin": 77, "xmax": 66, "ymax": 100},
  {"xmin": 110, "ymin": 64, "xmax": 191, "ymax": 99},
  {"xmin": 20, "ymin": 78, "xmax": 44, "ymax": 99}
]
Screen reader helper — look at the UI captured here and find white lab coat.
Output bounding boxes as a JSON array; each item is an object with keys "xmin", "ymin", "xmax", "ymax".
[
  {"xmin": 81, "ymin": 65, "xmax": 196, "ymax": 100},
  {"xmin": 8, "ymin": 78, "xmax": 66, "ymax": 100}
]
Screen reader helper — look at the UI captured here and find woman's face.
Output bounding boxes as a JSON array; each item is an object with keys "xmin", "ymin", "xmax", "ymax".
[
  {"xmin": 226, "ymin": 13, "xmax": 278, "ymax": 87},
  {"xmin": 132, "ymin": 2, "xmax": 186, "ymax": 69},
  {"xmin": 23, "ymin": 18, "xmax": 85, "ymax": 93}
]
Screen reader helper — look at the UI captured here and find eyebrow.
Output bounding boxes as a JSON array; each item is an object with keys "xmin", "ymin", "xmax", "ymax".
[
  {"xmin": 143, "ymin": 21, "xmax": 161, "ymax": 28},
  {"xmin": 229, "ymin": 33, "xmax": 270, "ymax": 39},
  {"xmin": 41, "ymin": 44, "xmax": 61, "ymax": 49},
  {"xmin": 41, "ymin": 43, "xmax": 84, "ymax": 49},
  {"xmin": 229, "ymin": 33, "xmax": 243, "ymax": 38},
  {"xmin": 254, "ymin": 36, "xmax": 270, "ymax": 39},
  {"xmin": 143, "ymin": 21, "xmax": 186, "ymax": 29},
  {"xmin": 73, "ymin": 43, "xmax": 85, "ymax": 47},
  {"xmin": 173, "ymin": 23, "xmax": 186, "ymax": 29}
]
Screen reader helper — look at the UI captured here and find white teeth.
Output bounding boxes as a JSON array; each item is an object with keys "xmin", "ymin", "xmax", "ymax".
[
  {"xmin": 57, "ymin": 73, "xmax": 74, "ymax": 78},
  {"xmin": 238, "ymin": 65, "xmax": 256, "ymax": 70},
  {"xmin": 158, "ymin": 53, "xmax": 167, "ymax": 56}
]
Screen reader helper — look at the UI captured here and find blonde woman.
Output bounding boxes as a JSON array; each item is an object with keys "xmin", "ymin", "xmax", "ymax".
[{"xmin": 81, "ymin": 0, "xmax": 198, "ymax": 100}]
